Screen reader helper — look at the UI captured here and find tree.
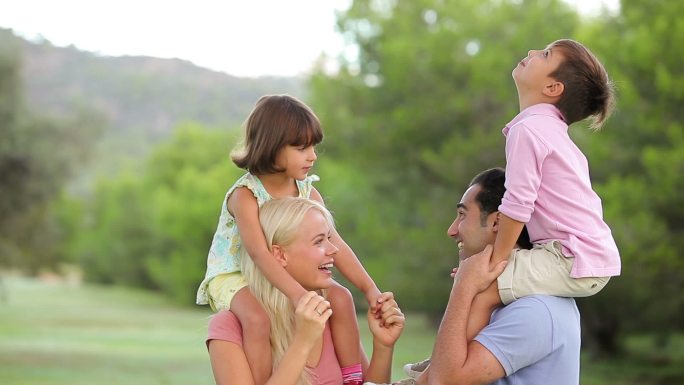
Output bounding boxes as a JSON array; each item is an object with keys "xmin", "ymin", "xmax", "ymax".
[
  {"xmin": 0, "ymin": 29, "xmax": 102, "ymax": 272},
  {"xmin": 310, "ymin": 0, "xmax": 581, "ymax": 319},
  {"xmin": 574, "ymin": 0, "xmax": 684, "ymax": 353},
  {"xmin": 71, "ymin": 124, "xmax": 244, "ymax": 303}
]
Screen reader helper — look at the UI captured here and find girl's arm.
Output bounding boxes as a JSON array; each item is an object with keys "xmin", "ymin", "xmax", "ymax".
[
  {"xmin": 229, "ymin": 187, "xmax": 307, "ymax": 303},
  {"xmin": 363, "ymin": 292, "xmax": 405, "ymax": 383},
  {"xmin": 310, "ymin": 188, "xmax": 381, "ymax": 307},
  {"xmin": 491, "ymin": 213, "xmax": 525, "ymax": 266},
  {"xmin": 209, "ymin": 292, "xmax": 331, "ymax": 385}
]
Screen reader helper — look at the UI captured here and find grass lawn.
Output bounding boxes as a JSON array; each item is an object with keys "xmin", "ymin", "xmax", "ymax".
[
  {"xmin": 1, "ymin": 275, "xmax": 681, "ymax": 384},
  {"xmin": 0, "ymin": 275, "xmax": 216, "ymax": 385},
  {"xmin": 0, "ymin": 275, "xmax": 436, "ymax": 384}
]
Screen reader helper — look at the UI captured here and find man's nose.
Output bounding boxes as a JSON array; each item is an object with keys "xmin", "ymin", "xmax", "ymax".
[{"xmin": 447, "ymin": 220, "xmax": 458, "ymax": 238}]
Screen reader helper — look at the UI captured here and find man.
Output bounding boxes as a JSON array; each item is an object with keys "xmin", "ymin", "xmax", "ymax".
[{"xmin": 412, "ymin": 168, "xmax": 581, "ymax": 385}]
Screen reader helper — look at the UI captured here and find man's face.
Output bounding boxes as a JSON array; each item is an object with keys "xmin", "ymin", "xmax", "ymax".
[{"xmin": 447, "ymin": 184, "xmax": 497, "ymax": 260}]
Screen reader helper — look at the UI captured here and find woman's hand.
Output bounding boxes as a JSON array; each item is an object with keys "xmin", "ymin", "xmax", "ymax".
[
  {"xmin": 293, "ymin": 291, "xmax": 331, "ymax": 347},
  {"xmin": 367, "ymin": 292, "xmax": 404, "ymax": 348}
]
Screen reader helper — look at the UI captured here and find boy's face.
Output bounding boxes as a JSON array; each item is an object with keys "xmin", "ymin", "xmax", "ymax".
[{"xmin": 512, "ymin": 44, "xmax": 565, "ymax": 100}]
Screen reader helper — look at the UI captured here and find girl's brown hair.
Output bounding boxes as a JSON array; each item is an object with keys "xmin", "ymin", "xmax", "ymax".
[
  {"xmin": 550, "ymin": 39, "xmax": 616, "ymax": 130},
  {"xmin": 232, "ymin": 95, "xmax": 323, "ymax": 174}
]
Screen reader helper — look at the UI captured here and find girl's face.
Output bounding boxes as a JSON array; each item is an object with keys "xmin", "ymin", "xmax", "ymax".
[
  {"xmin": 280, "ymin": 209, "xmax": 337, "ymax": 291},
  {"xmin": 275, "ymin": 144, "xmax": 317, "ymax": 180},
  {"xmin": 512, "ymin": 44, "xmax": 565, "ymax": 99}
]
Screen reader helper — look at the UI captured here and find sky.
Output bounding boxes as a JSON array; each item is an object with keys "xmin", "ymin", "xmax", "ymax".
[{"xmin": 0, "ymin": 0, "xmax": 619, "ymax": 78}]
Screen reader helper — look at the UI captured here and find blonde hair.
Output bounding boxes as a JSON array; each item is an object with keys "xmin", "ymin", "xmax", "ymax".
[{"xmin": 240, "ymin": 197, "xmax": 335, "ymax": 385}]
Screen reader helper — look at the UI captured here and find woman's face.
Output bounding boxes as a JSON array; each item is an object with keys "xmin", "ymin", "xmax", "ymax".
[{"xmin": 281, "ymin": 209, "xmax": 338, "ymax": 290}]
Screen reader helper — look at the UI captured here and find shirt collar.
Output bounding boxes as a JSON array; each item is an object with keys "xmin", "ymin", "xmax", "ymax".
[{"xmin": 502, "ymin": 103, "xmax": 566, "ymax": 136}]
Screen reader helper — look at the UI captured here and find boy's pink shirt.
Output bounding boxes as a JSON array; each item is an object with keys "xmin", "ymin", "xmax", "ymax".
[{"xmin": 499, "ymin": 103, "xmax": 621, "ymax": 278}]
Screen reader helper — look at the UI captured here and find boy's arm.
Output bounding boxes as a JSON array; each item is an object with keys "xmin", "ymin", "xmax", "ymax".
[
  {"xmin": 491, "ymin": 213, "xmax": 525, "ymax": 266},
  {"xmin": 229, "ymin": 187, "xmax": 307, "ymax": 303},
  {"xmin": 310, "ymin": 188, "xmax": 381, "ymax": 303}
]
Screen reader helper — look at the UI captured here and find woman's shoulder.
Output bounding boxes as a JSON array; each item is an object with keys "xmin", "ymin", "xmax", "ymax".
[{"xmin": 207, "ymin": 311, "xmax": 243, "ymax": 346}]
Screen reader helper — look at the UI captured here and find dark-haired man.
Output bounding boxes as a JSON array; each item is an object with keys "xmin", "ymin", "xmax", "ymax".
[{"xmin": 411, "ymin": 168, "xmax": 581, "ymax": 385}]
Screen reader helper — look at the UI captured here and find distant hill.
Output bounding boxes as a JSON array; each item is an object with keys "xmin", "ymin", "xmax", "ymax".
[{"xmin": 2, "ymin": 28, "xmax": 305, "ymax": 177}]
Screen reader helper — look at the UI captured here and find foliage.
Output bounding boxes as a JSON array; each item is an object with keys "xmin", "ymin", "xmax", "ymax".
[
  {"xmin": 310, "ymin": 0, "xmax": 581, "ymax": 318},
  {"xmin": 69, "ymin": 124, "xmax": 244, "ymax": 303},
  {"xmin": 308, "ymin": 0, "xmax": 684, "ymax": 353},
  {"xmin": 572, "ymin": 0, "xmax": 684, "ymax": 351},
  {"xmin": 0, "ymin": 31, "xmax": 102, "ymax": 273}
]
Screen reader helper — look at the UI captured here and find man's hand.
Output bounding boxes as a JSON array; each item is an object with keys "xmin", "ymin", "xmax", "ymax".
[{"xmin": 454, "ymin": 245, "xmax": 508, "ymax": 295}]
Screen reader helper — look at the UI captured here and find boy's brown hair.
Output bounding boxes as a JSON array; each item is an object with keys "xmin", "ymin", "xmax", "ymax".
[
  {"xmin": 550, "ymin": 39, "xmax": 615, "ymax": 129},
  {"xmin": 232, "ymin": 95, "xmax": 323, "ymax": 174}
]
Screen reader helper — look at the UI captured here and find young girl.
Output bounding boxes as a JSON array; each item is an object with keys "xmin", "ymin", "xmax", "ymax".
[
  {"xmin": 196, "ymin": 94, "xmax": 381, "ymax": 385},
  {"xmin": 405, "ymin": 39, "xmax": 622, "ymax": 382},
  {"xmin": 207, "ymin": 197, "xmax": 405, "ymax": 385}
]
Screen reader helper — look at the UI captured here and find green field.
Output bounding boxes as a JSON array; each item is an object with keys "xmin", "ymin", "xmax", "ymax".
[
  {"xmin": 0, "ymin": 276, "xmax": 681, "ymax": 384},
  {"xmin": 0, "ymin": 276, "xmax": 435, "ymax": 384}
]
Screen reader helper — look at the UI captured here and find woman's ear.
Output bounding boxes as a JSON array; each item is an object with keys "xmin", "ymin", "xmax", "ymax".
[{"xmin": 272, "ymin": 245, "xmax": 288, "ymax": 267}]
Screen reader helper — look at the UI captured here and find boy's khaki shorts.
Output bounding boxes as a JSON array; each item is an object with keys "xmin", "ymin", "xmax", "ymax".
[
  {"xmin": 497, "ymin": 240, "xmax": 610, "ymax": 305},
  {"xmin": 207, "ymin": 272, "xmax": 248, "ymax": 312}
]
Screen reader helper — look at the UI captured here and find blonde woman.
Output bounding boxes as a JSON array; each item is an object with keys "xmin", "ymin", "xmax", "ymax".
[{"xmin": 207, "ymin": 197, "xmax": 404, "ymax": 385}]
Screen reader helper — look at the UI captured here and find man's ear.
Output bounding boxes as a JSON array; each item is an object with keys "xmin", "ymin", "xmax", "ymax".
[
  {"xmin": 490, "ymin": 212, "xmax": 501, "ymax": 233},
  {"xmin": 272, "ymin": 245, "xmax": 288, "ymax": 267},
  {"xmin": 543, "ymin": 80, "xmax": 564, "ymax": 98}
]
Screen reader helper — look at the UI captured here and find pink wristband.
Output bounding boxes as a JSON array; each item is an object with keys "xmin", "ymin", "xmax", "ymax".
[{"xmin": 341, "ymin": 363, "xmax": 363, "ymax": 385}]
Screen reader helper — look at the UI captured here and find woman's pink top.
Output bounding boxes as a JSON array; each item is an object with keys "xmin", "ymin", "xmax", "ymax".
[{"xmin": 207, "ymin": 310, "xmax": 343, "ymax": 385}]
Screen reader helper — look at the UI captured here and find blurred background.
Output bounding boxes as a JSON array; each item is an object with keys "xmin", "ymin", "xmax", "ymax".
[{"xmin": 1, "ymin": 0, "xmax": 683, "ymax": 384}]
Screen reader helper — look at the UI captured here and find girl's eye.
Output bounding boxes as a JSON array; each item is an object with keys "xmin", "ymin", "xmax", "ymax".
[{"xmin": 543, "ymin": 50, "xmax": 550, "ymax": 57}]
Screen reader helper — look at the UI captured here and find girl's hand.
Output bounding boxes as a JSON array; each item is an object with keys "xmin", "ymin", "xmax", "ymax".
[
  {"xmin": 367, "ymin": 292, "xmax": 404, "ymax": 347},
  {"xmin": 364, "ymin": 287, "xmax": 383, "ymax": 318},
  {"xmin": 293, "ymin": 291, "xmax": 331, "ymax": 347}
]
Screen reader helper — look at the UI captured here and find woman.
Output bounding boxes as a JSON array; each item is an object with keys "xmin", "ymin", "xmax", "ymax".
[{"xmin": 207, "ymin": 197, "xmax": 405, "ymax": 385}]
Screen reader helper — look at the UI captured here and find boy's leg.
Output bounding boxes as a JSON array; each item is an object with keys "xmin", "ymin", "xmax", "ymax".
[
  {"xmin": 466, "ymin": 282, "xmax": 502, "ymax": 341},
  {"xmin": 230, "ymin": 287, "xmax": 272, "ymax": 385},
  {"xmin": 328, "ymin": 281, "xmax": 363, "ymax": 384},
  {"xmin": 404, "ymin": 358, "xmax": 431, "ymax": 379}
]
